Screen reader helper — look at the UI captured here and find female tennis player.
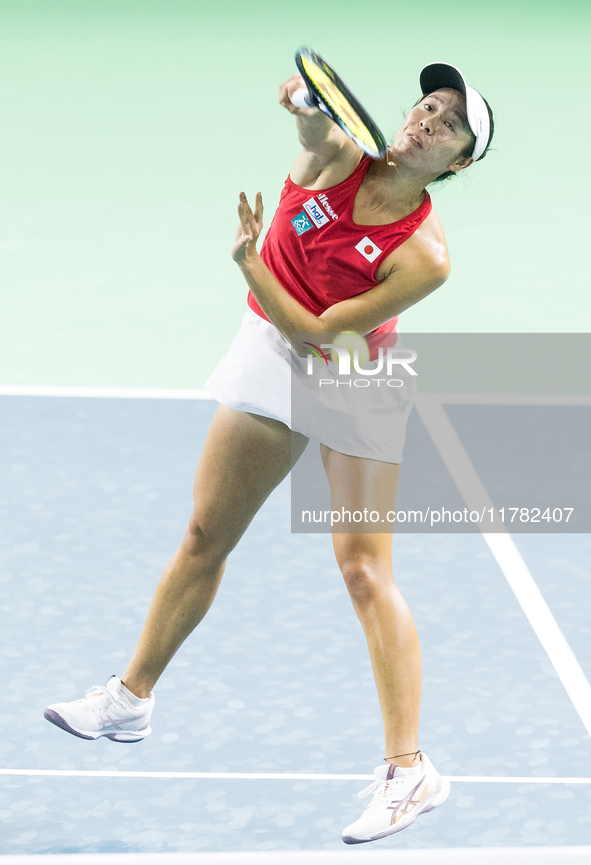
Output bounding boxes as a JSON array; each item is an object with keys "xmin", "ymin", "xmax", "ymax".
[{"xmin": 45, "ymin": 61, "xmax": 494, "ymax": 845}]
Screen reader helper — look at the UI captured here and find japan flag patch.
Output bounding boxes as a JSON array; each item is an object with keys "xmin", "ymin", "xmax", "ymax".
[{"xmin": 355, "ymin": 236, "xmax": 382, "ymax": 263}]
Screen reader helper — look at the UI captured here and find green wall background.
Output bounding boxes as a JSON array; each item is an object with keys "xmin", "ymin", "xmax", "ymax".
[{"xmin": 0, "ymin": 0, "xmax": 589, "ymax": 387}]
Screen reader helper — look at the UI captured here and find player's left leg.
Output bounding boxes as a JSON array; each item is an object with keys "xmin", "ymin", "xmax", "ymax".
[
  {"xmin": 321, "ymin": 446, "xmax": 420, "ymax": 762},
  {"xmin": 321, "ymin": 445, "xmax": 449, "ymax": 843}
]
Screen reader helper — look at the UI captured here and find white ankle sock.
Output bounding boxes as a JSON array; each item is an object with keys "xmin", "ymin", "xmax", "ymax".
[
  {"xmin": 398, "ymin": 760, "xmax": 422, "ymax": 776},
  {"xmin": 120, "ymin": 682, "xmax": 150, "ymax": 706}
]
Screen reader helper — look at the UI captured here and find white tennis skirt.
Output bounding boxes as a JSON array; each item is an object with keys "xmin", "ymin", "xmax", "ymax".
[{"xmin": 204, "ymin": 309, "xmax": 416, "ymax": 464}]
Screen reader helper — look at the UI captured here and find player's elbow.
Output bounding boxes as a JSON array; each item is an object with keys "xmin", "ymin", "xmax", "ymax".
[
  {"xmin": 425, "ymin": 254, "xmax": 451, "ymax": 292},
  {"xmin": 409, "ymin": 256, "xmax": 450, "ymax": 309},
  {"xmin": 434, "ymin": 249, "xmax": 451, "ymax": 283}
]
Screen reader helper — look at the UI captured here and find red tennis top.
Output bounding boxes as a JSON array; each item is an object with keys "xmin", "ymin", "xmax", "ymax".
[{"xmin": 247, "ymin": 155, "xmax": 432, "ymax": 357}]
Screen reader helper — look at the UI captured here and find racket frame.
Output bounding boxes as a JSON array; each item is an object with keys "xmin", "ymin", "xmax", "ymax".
[{"xmin": 294, "ymin": 47, "xmax": 387, "ymax": 160}]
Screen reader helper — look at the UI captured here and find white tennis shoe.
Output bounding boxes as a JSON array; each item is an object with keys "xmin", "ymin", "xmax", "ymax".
[
  {"xmin": 44, "ymin": 675, "xmax": 154, "ymax": 743},
  {"xmin": 341, "ymin": 752, "xmax": 450, "ymax": 844}
]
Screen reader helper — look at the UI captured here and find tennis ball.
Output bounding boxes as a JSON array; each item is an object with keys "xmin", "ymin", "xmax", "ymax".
[{"xmin": 331, "ymin": 331, "xmax": 370, "ymax": 367}]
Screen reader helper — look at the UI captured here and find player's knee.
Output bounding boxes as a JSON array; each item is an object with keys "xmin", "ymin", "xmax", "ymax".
[
  {"xmin": 183, "ymin": 514, "xmax": 203, "ymax": 549},
  {"xmin": 182, "ymin": 513, "xmax": 228, "ymax": 569},
  {"xmin": 340, "ymin": 557, "xmax": 384, "ymax": 606}
]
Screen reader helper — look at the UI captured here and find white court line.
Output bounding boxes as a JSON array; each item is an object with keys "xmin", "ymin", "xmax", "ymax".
[
  {"xmin": 415, "ymin": 395, "xmax": 591, "ymax": 740},
  {"xmin": 422, "ymin": 393, "xmax": 591, "ymax": 406},
  {"xmin": 0, "ymin": 385, "xmax": 211, "ymax": 399},
  {"xmin": 1, "ymin": 386, "xmax": 590, "ymax": 405},
  {"xmin": 0, "ymin": 384, "xmax": 591, "ymax": 406},
  {"xmin": 1, "ymin": 768, "xmax": 590, "ymax": 783},
  {"xmin": 1, "ymin": 847, "xmax": 591, "ymax": 865}
]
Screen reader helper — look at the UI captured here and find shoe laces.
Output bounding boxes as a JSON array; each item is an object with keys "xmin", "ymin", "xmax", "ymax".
[
  {"xmin": 358, "ymin": 779, "xmax": 382, "ymax": 799},
  {"xmin": 357, "ymin": 776, "xmax": 409, "ymax": 811},
  {"xmin": 77, "ymin": 678, "xmax": 120, "ymax": 705},
  {"xmin": 358, "ymin": 778, "xmax": 397, "ymax": 801}
]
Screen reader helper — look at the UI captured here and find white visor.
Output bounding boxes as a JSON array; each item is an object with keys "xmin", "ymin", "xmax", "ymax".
[{"xmin": 419, "ymin": 63, "xmax": 490, "ymax": 162}]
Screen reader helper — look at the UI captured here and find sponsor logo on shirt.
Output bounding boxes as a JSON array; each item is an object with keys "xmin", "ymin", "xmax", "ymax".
[
  {"xmin": 291, "ymin": 211, "xmax": 313, "ymax": 236},
  {"xmin": 303, "ymin": 197, "xmax": 330, "ymax": 228},
  {"xmin": 317, "ymin": 193, "xmax": 339, "ymax": 220},
  {"xmin": 355, "ymin": 236, "xmax": 382, "ymax": 263}
]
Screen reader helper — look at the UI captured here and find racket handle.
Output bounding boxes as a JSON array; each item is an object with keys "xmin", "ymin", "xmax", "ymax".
[{"xmin": 290, "ymin": 87, "xmax": 315, "ymax": 109}]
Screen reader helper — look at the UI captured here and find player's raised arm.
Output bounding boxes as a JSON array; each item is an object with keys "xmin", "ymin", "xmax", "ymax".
[
  {"xmin": 279, "ymin": 74, "xmax": 359, "ymax": 187},
  {"xmin": 278, "ymin": 75, "xmax": 344, "ymax": 149}
]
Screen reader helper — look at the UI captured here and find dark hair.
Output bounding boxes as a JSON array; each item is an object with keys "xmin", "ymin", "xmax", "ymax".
[{"xmin": 412, "ymin": 92, "xmax": 495, "ymax": 184}]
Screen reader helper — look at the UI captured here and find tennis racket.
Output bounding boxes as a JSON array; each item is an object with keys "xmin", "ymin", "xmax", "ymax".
[{"xmin": 289, "ymin": 47, "xmax": 387, "ymax": 160}]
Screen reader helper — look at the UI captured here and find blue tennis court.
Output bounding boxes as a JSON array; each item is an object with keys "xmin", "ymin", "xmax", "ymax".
[{"xmin": 0, "ymin": 390, "xmax": 589, "ymax": 861}]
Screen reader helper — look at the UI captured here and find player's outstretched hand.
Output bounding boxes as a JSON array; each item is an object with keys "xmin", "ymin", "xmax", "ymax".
[
  {"xmin": 231, "ymin": 191, "xmax": 263, "ymax": 266},
  {"xmin": 278, "ymin": 74, "xmax": 316, "ymax": 116}
]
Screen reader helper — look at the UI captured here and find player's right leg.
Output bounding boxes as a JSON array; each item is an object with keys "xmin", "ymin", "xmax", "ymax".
[{"xmin": 44, "ymin": 405, "xmax": 308, "ymax": 742}]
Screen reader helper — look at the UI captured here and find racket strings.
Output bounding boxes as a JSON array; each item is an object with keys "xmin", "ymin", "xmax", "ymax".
[{"xmin": 299, "ymin": 51, "xmax": 386, "ymax": 158}]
